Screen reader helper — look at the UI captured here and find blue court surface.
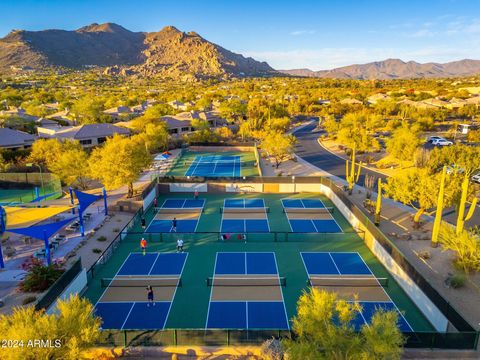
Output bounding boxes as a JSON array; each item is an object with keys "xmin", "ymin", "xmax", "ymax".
[
  {"xmin": 185, "ymin": 155, "xmax": 241, "ymax": 177},
  {"xmin": 207, "ymin": 252, "xmax": 289, "ymax": 330},
  {"xmin": 224, "ymin": 198, "xmax": 265, "ymax": 208},
  {"xmin": 221, "ymin": 198, "xmax": 269, "ymax": 233},
  {"xmin": 94, "ymin": 252, "xmax": 187, "ymax": 330},
  {"xmin": 282, "ymin": 198, "xmax": 325, "ymax": 208},
  {"xmin": 289, "ymin": 219, "xmax": 342, "ymax": 233},
  {"xmin": 215, "ymin": 252, "xmax": 278, "ymax": 275},
  {"xmin": 145, "ymin": 198, "xmax": 205, "ymax": 233},
  {"xmin": 221, "ymin": 219, "xmax": 270, "ymax": 233},
  {"xmin": 301, "ymin": 252, "xmax": 413, "ymax": 332}
]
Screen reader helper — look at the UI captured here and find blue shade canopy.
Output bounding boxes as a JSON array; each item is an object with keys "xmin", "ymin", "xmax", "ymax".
[
  {"xmin": 0, "ymin": 206, "xmax": 6, "ymax": 233},
  {"xmin": 74, "ymin": 190, "xmax": 101, "ymax": 213},
  {"xmin": 7, "ymin": 217, "xmax": 73, "ymax": 240},
  {"xmin": 31, "ymin": 192, "xmax": 59, "ymax": 203}
]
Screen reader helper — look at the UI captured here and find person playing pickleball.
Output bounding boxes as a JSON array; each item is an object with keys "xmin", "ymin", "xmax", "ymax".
[
  {"xmin": 146, "ymin": 285, "xmax": 155, "ymax": 307},
  {"xmin": 140, "ymin": 237, "xmax": 147, "ymax": 255},
  {"xmin": 171, "ymin": 217, "xmax": 177, "ymax": 232}
]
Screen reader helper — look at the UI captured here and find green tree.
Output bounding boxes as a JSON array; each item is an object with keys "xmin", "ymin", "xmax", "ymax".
[
  {"xmin": 141, "ymin": 122, "xmax": 170, "ymax": 153},
  {"xmin": 386, "ymin": 123, "xmax": 422, "ymax": 161},
  {"xmin": 426, "ymin": 144, "xmax": 480, "ymax": 175},
  {"xmin": 0, "ymin": 295, "xmax": 101, "ymax": 360},
  {"xmin": 336, "ymin": 112, "xmax": 380, "ymax": 152},
  {"xmin": 385, "ymin": 169, "xmax": 448, "ymax": 226},
  {"xmin": 261, "ymin": 133, "xmax": 296, "ymax": 169},
  {"xmin": 89, "ymin": 135, "xmax": 151, "ymax": 197},
  {"xmin": 283, "ymin": 288, "xmax": 404, "ymax": 360},
  {"xmin": 71, "ymin": 96, "xmax": 106, "ymax": 124},
  {"xmin": 188, "ymin": 119, "xmax": 220, "ymax": 143},
  {"xmin": 49, "ymin": 145, "xmax": 90, "ymax": 189}
]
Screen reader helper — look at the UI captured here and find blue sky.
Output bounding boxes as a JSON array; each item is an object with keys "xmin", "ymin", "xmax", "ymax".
[{"xmin": 1, "ymin": 0, "xmax": 480, "ymax": 70}]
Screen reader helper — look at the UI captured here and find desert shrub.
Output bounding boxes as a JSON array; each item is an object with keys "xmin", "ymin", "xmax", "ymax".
[
  {"xmin": 19, "ymin": 257, "xmax": 64, "ymax": 292},
  {"xmin": 97, "ymin": 236, "xmax": 107, "ymax": 242},
  {"xmin": 260, "ymin": 338, "xmax": 284, "ymax": 360},
  {"xmin": 450, "ymin": 274, "xmax": 466, "ymax": 289},
  {"xmin": 92, "ymin": 248, "xmax": 102, "ymax": 254}
]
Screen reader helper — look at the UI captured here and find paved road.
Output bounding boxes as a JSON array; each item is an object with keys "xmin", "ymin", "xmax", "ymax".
[
  {"xmin": 293, "ymin": 121, "xmax": 480, "ymax": 228},
  {"xmin": 293, "ymin": 121, "xmax": 387, "ymax": 187}
]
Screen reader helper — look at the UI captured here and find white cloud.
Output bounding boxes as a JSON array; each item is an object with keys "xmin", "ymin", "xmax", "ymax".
[
  {"xmin": 290, "ymin": 30, "xmax": 316, "ymax": 36},
  {"xmin": 242, "ymin": 46, "xmax": 480, "ymax": 70},
  {"xmin": 409, "ymin": 29, "xmax": 436, "ymax": 38}
]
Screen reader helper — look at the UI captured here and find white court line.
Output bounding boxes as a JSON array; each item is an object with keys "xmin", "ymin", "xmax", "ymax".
[
  {"xmin": 245, "ymin": 301, "xmax": 249, "ymax": 329},
  {"xmin": 328, "ymin": 252, "xmax": 343, "ymax": 275},
  {"xmin": 355, "ymin": 252, "xmax": 414, "ymax": 332},
  {"xmin": 147, "ymin": 253, "xmax": 160, "ymax": 275},
  {"xmin": 120, "ymin": 302, "xmax": 136, "ymax": 330},
  {"xmin": 273, "ymin": 252, "xmax": 290, "ymax": 330},
  {"xmin": 244, "ymin": 252, "xmax": 247, "ymax": 274},
  {"xmin": 311, "ymin": 219, "xmax": 320, "ymax": 233},
  {"xmin": 205, "ymin": 252, "xmax": 219, "ymax": 330},
  {"xmin": 163, "ymin": 252, "xmax": 189, "ymax": 329},
  {"xmin": 96, "ymin": 253, "xmax": 135, "ymax": 304}
]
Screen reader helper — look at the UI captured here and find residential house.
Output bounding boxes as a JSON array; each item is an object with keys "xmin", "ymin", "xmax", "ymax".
[
  {"xmin": 160, "ymin": 111, "xmax": 227, "ymax": 136},
  {"xmin": 0, "ymin": 128, "xmax": 36, "ymax": 150},
  {"xmin": 38, "ymin": 123, "xmax": 131, "ymax": 148},
  {"xmin": 46, "ymin": 109, "xmax": 75, "ymax": 125},
  {"xmin": 447, "ymin": 97, "xmax": 468, "ymax": 109},
  {"xmin": 367, "ymin": 93, "xmax": 390, "ymax": 105},
  {"xmin": 168, "ymin": 100, "xmax": 195, "ymax": 111},
  {"xmin": 0, "ymin": 107, "xmax": 39, "ymax": 122},
  {"xmin": 103, "ymin": 106, "xmax": 132, "ymax": 122},
  {"xmin": 340, "ymin": 98, "xmax": 363, "ymax": 105}
]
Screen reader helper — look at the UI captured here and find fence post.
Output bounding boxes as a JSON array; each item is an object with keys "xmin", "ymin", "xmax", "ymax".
[
  {"xmin": 123, "ymin": 330, "xmax": 127, "ymax": 347},
  {"xmin": 173, "ymin": 329, "xmax": 177, "ymax": 346},
  {"xmin": 227, "ymin": 330, "xmax": 230, "ymax": 346}
]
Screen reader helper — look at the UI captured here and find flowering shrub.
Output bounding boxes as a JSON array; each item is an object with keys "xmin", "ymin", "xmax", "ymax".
[{"xmin": 19, "ymin": 257, "xmax": 64, "ymax": 292}]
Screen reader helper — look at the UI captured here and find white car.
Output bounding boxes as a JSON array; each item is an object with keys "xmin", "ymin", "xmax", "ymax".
[
  {"xmin": 432, "ymin": 138, "xmax": 453, "ymax": 146},
  {"xmin": 471, "ymin": 173, "xmax": 480, "ymax": 184},
  {"xmin": 427, "ymin": 136, "xmax": 443, "ymax": 143}
]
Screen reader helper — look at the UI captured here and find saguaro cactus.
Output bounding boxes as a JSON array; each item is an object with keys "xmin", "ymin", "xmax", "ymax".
[
  {"xmin": 374, "ymin": 178, "xmax": 383, "ymax": 226},
  {"xmin": 431, "ymin": 166, "xmax": 446, "ymax": 247},
  {"xmin": 345, "ymin": 148, "xmax": 362, "ymax": 195},
  {"xmin": 456, "ymin": 172, "xmax": 477, "ymax": 235}
]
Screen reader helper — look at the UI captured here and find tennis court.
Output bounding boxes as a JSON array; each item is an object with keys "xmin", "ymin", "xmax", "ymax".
[
  {"xmin": 94, "ymin": 252, "xmax": 187, "ymax": 330},
  {"xmin": 220, "ymin": 198, "xmax": 270, "ymax": 233},
  {"xmin": 84, "ymin": 193, "xmax": 434, "ymax": 339},
  {"xmin": 301, "ymin": 252, "xmax": 413, "ymax": 332},
  {"xmin": 145, "ymin": 198, "xmax": 205, "ymax": 233},
  {"xmin": 282, "ymin": 198, "xmax": 342, "ymax": 233},
  {"xmin": 206, "ymin": 252, "xmax": 289, "ymax": 330},
  {"xmin": 185, "ymin": 155, "xmax": 241, "ymax": 177}
]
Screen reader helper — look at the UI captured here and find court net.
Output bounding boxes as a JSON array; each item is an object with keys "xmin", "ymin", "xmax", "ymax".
[
  {"xmin": 155, "ymin": 207, "xmax": 204, "ymax": 214},
  {"xmin": 101, "ymin": 277, "xmax": 182, "ymax": 288},
  {"xmin": 283, "ymin": 207, "xmax": 334, "ymax": 214},
  {"xmin": 207, "ymin": 276, "xmax": 286, "ymax": 287},
  {"xmin": 220, "ymin": 207, "xmax": 270, "ymax": 214},
  {"xmin": 184, "ymin": 160, "xmax": 253, "ymax": 167},
  {"xmin": 308, "ymin": 276, "xmax": 388, "ymax": 287}
]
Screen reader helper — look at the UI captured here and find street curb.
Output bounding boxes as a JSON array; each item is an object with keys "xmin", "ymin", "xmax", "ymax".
[{"xmin": 316, "ymin": 138, "xmax": 390, "ymax": 177}]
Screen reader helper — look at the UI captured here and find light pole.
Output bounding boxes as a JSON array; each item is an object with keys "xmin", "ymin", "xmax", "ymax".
[{"xmin": 26, "ymin": 163, "xmax": 45, "ymax": 200}]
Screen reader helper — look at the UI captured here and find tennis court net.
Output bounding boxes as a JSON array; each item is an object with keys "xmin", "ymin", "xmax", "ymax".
[
  {"xmin": 155, "ymin": 207, "xmax": 204, "ymax": 214},
  {"xmin": 308, "ymin": 276, "xmax": 388, "ymax": 287},
  {"xmin": 206, "ymin": 276, "xmax": 286, "ymax": 287},
  {"xmin": 101, "ymin": 277, "xmax": 182, "ymax": 288},
  {"xmin": 283, "ymin": 207, "xmax": 334, "ymax": 214},
  {"xmin": 184, "ymin": 160, "xmax": 254, "ymax": 167},
  {"xmin": 220, "ymin": 207, "xmax": 270, "ymax": 214}
]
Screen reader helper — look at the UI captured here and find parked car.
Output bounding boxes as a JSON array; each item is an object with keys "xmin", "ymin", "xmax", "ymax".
[
  {"xmin": 432, "ymin": 138, "xmax": 453, "ymax": 146},
  {"xmin": 471, "ymin": 172, "xmax": 480, "ymax": 184},
  {"xmin": 427, "ymin": 136, "xmax": 443, "ymax": 144}
]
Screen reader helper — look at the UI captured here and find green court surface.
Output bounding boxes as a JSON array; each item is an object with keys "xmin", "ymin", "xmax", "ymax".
[
  {"xmin": 0, "ymin": 184, "xmax": 61, "ymax": 204},
  {"xmin": 167, "ymin": 150, "xmax": 259, "ymax": 177},
  {"xmin": 84, "ymin": 193, "xmax": 434, "ymax": 332}
]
